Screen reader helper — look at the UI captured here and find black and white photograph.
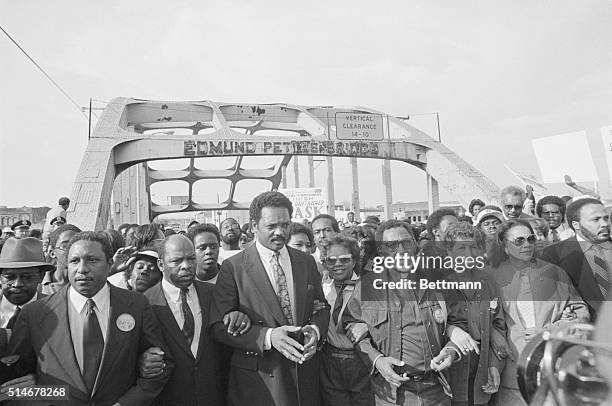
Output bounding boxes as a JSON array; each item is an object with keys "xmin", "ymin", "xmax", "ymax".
[{"xmin": 1, "ymin": 1, "xmax": 612, "ymax": 405}]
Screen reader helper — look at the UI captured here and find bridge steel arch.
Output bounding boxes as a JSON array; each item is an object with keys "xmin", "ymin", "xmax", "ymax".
[{"xmin": 68, "ymin": 97, "xmax": 499, "ymax": 230}]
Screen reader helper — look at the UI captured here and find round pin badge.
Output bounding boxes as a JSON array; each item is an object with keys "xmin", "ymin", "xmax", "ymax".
[
  {"xmin": 433, "ymin": 308, "xmax": 446, "ymax": 324},
  {"xmin": 116, "ymin": 313, "xmax": 136, "ymax": 332},
  {"xmin": 489, "ymin": 298, "xmax": 499, "ymax": 312}
]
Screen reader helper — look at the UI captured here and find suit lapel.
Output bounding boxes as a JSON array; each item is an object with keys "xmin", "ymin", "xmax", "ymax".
[
  {"xmin": 288, "ymin": 249, "xmax": 308, "ymax": 326},
  {"xmin": 147, "ymin": 283, "xmax": 194, "ymax": 359},
  {"xmin": 41, "ymin": 286, "xmax": 89, "ymax": 397},
  {"xmin": 94, "ymin": 285, "xmax": 132, "ymax": 393},
  {"xmin": 243, "ymin": 244, "xmax": 288, "ymax": 326},
  {"xmin": 195, "ymin": 282, "xmax": 210, "ymax": 362},
  {"xmin": 567, "ymin": 239, "xmax": 605, "ymax": 307}
]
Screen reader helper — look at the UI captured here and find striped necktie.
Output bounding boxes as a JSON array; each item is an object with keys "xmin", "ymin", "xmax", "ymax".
[
  {"xmin": 271, "ymin": 252, "xmax": 294, "ymax": 325},
  {"xmin": 550, "ymin": 228, "xmax": 559, "ymax": 243},
  {"xmin": 332, "ymin": 280, "xmax": 356, "ymax": 332},
  {"xmin": 592, "ymin": 245, "xmax": 611, "ymax": 297}
]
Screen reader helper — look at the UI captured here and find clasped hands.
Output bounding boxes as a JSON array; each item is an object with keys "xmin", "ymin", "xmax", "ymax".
[{"xmin": 270, "ymin": 325, "xmax": 318, "ymax": 364}]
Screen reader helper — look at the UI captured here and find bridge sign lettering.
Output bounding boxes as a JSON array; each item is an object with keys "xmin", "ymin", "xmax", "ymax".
[{"xmin": 335, "ymin": 113, "xmax": 384, "ymax": 140}]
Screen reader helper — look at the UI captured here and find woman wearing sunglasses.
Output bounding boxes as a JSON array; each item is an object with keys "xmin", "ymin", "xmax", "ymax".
[
  {"xmin": 320, "ymin": 234, "xmax": 373, "ymax": 406},
  {"xmin": 488, "ymin": 219, "xmax": 589, "ymax": 406}
]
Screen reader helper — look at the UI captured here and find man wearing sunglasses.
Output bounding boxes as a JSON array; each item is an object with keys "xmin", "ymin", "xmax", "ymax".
[
  {"xmin": 541, "ymin": 197, "xmax": 612, "ymax": 320},
  {"xmin": 343, "ymin": 220, "xmax": 464, "ymax": 406},
  {"xmin": 500, "ymin": 186, "xmax": 533, "ymax": 220}
]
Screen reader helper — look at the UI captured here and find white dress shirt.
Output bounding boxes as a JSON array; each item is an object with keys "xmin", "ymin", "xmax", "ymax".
[
  {"xmin": 161, "ymin": 278, "xmax": 202, "ymax": 357},
  {"xmin": 547, "ymin": 222, "xmax": 575, "ymax": 242},
  {"xmin": 0, "ymin": 294, "xmax": 38, "ymax": 328},
  {"xmin": 255, "ymin": 241, "xmax": 296, "ymax": 318},
  {"xmin": 255, "ymin": 241, "xmax": 320, "ymax": 350},
  {"xmin": 68, "ymin": 284, "xmax": 110, "ymax": 374}
]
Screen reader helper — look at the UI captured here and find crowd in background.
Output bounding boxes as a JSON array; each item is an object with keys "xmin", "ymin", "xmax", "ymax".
[{"xmin": 0, "ymin": 185, "xmax": 610, "ymax": 406}]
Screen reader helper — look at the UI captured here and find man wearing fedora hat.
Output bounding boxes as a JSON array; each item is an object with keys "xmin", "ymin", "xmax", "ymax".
[
  {"xmin": 0, "ymin": 238, "xmax": 51, "ymax": 357},
  {"xmin": 4, "ymin": 231, "xmax": 174, "ymax": 405}
]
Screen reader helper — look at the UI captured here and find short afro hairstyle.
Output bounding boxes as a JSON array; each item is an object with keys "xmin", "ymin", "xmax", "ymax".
[
  {"xmin": 566, "ymin": 197, "xmax": 604, "ymax": 231},
  {"xmin": 49, "ymin": 224, "xmax": 82, "ymax": 249},
  {"xmin": 468, "ymin": 199, "xmax": 485, "ymax": 215},
  {"xmin": 375, "ymin": 220, "xmax": 414, "ymax": 244},
  {"xmin": 426, "ymin": 208, "xmax": 457, "ymax": 238},
  {"xmin": 187, "ymin": 223, "xmax": 221, "ymax": 244},
  {"xmin": 312, "ymin": 214, "xmax": 340, "ymax": 233},
  {"xmin": 288, "ymin": 222, "xmax": 314, "ymax": 246},
  {"xmin": 249, "ymin": 191, "xmax": 293, "ymax": 223},
  {"xmin": 500, "ymin": 185, "xmax": 526, "ymax": 202},
  {"xmin": 67, "ymin": 231, "xmax": 114, "ymax": 262},
  {"xmin": 535, "ymin": 195, "xmax": 567, "ymax": 218}
]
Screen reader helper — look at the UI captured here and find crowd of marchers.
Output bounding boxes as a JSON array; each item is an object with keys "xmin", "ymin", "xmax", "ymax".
[{"xmin": 0, "ymin": 185, "xmax": 609, "ymax": 406}]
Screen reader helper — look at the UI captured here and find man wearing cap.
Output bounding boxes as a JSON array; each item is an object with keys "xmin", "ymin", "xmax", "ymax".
[
  {"xmin": 0, "ymin": 238, "xmax": 51, "ymax": 356},
  {"xmin": 10, "ymin": 221, "xmax": 31, "ymax": 240},
  {"xmin": 50, "ymin": 216, "xmax": 66, "ymax": 231},
  {"xmin": 5, "ymin": 231, "xmax": 174, "ymax": 405},
  {"xmin": 42, "ymin": 197, "xmax": 70, "ymax": 244},
  {"xmin": 107, "ymin": 250, "xmax": 161, "ymax": 292}
]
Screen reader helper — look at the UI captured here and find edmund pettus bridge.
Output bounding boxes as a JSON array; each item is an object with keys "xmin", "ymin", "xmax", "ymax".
[{"xmin": 67, "ymin": 97, "xmax": 499, "ymax": 230}]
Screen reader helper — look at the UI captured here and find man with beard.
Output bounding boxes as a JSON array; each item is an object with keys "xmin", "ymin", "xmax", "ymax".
[
  {"xmin": 187, "ymin": 223, "xmax": 222, "ymax": 284},
  {"xmin": 210, "ymin": 191, "xmax": 329, "ymax": 406},
  {"xmin": 219, "ymin": 218, "xmax": 241, "ymax": 263},
  {"xmin": 536, "ymin": 195, "xmax": 574, "ymax": 242},
  {"xmin": 542, "ymin": 197, "xmax": 610, "ymax": 319}
]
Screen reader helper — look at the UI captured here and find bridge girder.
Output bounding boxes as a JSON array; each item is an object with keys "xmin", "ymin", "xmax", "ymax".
[{"xmin": 68, "ymin": 97, "xmax": 499, "ymax": 230}]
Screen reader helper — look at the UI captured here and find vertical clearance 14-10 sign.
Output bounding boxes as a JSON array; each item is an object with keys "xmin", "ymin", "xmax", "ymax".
[{"xmin": 335, "ymin": 113, "xmax": 384, "ymax": 140}]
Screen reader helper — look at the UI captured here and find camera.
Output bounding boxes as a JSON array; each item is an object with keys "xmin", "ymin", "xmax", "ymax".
[{"xmin": 517, "ymin": 323, "xmax": 610, "ymax": 405}]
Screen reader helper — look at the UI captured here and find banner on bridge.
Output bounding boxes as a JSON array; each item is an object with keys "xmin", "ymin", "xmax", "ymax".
[{"xmin": 279, "ymin": 187, "xmax": 328, "ymax": 221}]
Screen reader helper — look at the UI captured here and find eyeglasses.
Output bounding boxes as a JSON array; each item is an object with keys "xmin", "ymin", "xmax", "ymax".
[
  {"xmin": 382, "ymin": 239, "xmax": 416, "ymax": 252},
  {"xmin": 324, "ymin": 255, "xmax": 353, "ymax": 266},
  {"xmin": 504, "ymin": 204, "xmax": 523, "ymax": 211},
  {"xmin": 506, "ymin": 235, "xmax": 537, "ymax": 247}
]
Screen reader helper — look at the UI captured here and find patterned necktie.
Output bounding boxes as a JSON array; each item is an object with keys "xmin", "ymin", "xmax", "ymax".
[
  {"xmin": 180, "ymin": 288, "xmax": 195, "ymax": 345},
  {"xmin": 332, "ymin": 280, "xmax": 356, "ymax": 332},
  {"xmin": 6, "ymin": 306, "xmax": 21, "ymax": 329},
  {"xmin": 592, "ymin": 245, "xmax": 610, "ymax": 297},
  {"xmin": 516, "ymin": 272, "xmax": 536, "ymax": 329},
  {"xmin": 550, "ymin": 228, "xmax": 559, "ymax": 243},
  {"xmin": 83, "ymin": 299, "xmax": 103, "ymax": 393},
  {"xmin": 270, "ymin": 252, "xmax": 294, "ymax": 325}
]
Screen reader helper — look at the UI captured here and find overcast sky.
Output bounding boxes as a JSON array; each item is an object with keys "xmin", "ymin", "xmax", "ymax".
[{"xmin": 2, "ymin": 1, "xmax": 612, "ymax": 209}]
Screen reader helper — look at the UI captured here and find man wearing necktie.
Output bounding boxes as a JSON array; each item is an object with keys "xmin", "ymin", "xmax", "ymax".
[
  {"xmin": 542, "ymin": 198, "xmax": 612, "ymax": 319},
  {"xmin": 145, "ymin": 234, "xmax": 250, "ymax": 406},
  {"xmin": 211, "ymin": 191, "xmax": 330, "ymax": 406},
  {"xmin": 0, "ymin": 238, "xmax": 50, "ymax": 363},
  {"xmin": 6, "ymin": 231, "xmax": 173, "ymax": 405},
  {"xmin": 535, "ymin": 195, "xmax": 574, "ymax": 243}
]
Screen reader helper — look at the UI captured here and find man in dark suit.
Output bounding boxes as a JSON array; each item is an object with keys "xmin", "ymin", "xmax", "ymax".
[
  {"xmin": 541, "ymin": 197, "xmax": 611, "ymax": 319},
  {"xmin": 145, "ymin": 234, "xmax": 231, "ymax": 406},
  {"xmin": 211, "ymin": 191, "xmax": 330, "ymax": 406},
  {"xmin": 6, "ymin": 231, "xmax": 173, "ymax": 405}
]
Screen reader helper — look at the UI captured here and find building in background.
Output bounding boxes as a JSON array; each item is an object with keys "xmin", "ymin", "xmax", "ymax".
[{"xmin": 0, "ymin": 206, "xmax": 51, "ymax": 229}]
